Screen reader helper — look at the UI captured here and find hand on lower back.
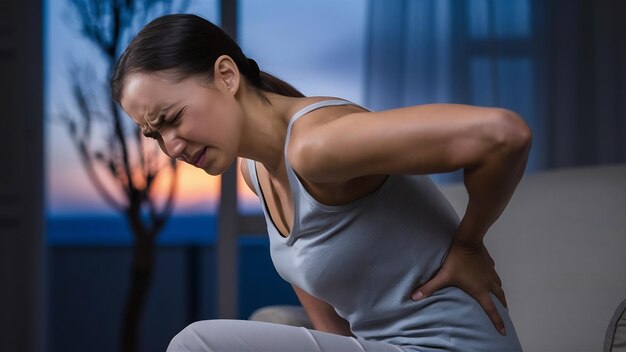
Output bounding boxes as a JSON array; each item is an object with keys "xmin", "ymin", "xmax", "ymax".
[{"xmin": 411, "ymin": 241, "xmax": 508, "ymax": 336}]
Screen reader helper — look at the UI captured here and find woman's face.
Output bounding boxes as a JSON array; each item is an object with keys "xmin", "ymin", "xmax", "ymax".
[{"xmin": 120, "ymin": 71, "xmax": 243, "ymax": 175}]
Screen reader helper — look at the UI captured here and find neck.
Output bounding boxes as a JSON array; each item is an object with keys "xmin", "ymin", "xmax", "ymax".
[{"xmin": 237, "ymin": 89, "xmax": 301, "ymax": 176}]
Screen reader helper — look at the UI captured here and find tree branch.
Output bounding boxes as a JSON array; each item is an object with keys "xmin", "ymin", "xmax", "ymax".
[{"xmin": 59, "ymin": 109, "xmax": 125, "ymax": 212}]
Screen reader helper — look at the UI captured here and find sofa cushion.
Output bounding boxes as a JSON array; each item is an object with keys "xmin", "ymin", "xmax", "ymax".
[{"xmin": 249, "ymin": 305, "xmax": 313, "ymax": 329}]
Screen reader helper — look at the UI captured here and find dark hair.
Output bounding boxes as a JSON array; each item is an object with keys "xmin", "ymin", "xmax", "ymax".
[{"xmin": 111, "ymin": 14, "xmax": 304, "ymax": 104}]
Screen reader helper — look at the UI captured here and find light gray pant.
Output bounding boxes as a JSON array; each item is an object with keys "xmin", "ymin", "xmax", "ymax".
[{"xmin": 167, "ymin": 319, "xmax": 408, "ymax": 352}]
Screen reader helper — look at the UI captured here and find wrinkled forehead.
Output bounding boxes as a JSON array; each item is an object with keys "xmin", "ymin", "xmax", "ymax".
[{"xmin": 120, "ymin": 72, "xmax": 176, "ymax": 125}]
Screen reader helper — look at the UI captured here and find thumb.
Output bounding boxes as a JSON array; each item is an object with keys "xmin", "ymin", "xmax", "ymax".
[{"xmin": 412, "ymin": 275, "xmax": 445, "ymax": 301}]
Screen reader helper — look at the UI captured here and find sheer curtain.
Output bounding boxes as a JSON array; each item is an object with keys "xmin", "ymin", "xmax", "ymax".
[
  {"xmin": 364, "ymin": 0, "xmax": 625, "ymax": 183},
  {"xmin": 538, "ymin": 0, "xmax": 625, "ymax": 168}
]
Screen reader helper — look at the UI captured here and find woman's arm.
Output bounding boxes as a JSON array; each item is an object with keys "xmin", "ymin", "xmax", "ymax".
[
  {"xmin": 451, "ymin": 126, "xmax": 531, "ymax": 247},
  {"xmin": 412, "ymin": 134, "xmax": 531, "ymax": 336},
  {"xmin": 292, "ymin": 284, "xmax": 353, "ymax": 337},
  {"xmin": 289, "ymin": 103, "xmax": 530, "ymax": 183},
  {"xmin": 402, "ymin": 107, "xmax": 531, "ymax": 335}
]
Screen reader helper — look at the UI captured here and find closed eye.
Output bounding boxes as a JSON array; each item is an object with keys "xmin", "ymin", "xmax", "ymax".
[
  {"xmin": 169, "ymin": 107, "xmax": 186, "ymax": 125},
  {"xmin": 142, "ymin": 127, "xmax": 160, "ymax": 140},
  {"xmin": 141, "ymin": 106, "xmax": 186, "ymax": 139}
]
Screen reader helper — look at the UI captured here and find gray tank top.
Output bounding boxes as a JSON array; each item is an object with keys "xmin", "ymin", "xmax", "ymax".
[{"xmin": 247, "ymin": 99, "xmax": 522, "ymax": 351}]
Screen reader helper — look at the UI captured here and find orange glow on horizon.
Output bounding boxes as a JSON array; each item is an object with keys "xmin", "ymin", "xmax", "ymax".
[
  {"xmin": 149, "ymin": 159, "xmax": 261, "ymax": 213},
  {"xmin": 150, "ymin": 161, "xmax": 219, "ymax": 212},
  {"xmin": 47, "ymin": 155, "xmax": 263, "ymax": 214}
]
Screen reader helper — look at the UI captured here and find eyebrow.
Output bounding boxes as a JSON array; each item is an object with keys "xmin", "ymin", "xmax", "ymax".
[
  {"xmin": 141, "ymin": 104, "xmax": 183, "ymax": 137},
  {"xmin": 142, "ymin": 103, "xmax": 175, "ymax": 128}
]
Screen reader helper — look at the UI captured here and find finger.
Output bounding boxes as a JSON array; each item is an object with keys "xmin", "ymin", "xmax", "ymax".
[
  {"xmin": 477, "ymin": 294, "xmax": 506, "ymax": 336},
  {"xmin": 492, "ymin": 286, "xmax": 508, "ymax": 308},
  {"xmin": 411, "ymin": 274, "xmax": 447, "ymax": 301}
]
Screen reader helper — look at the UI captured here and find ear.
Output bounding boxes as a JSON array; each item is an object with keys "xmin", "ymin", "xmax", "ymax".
[{"xmin": 214, "ymin": 55, "xmax": 241, "ymax": 95}]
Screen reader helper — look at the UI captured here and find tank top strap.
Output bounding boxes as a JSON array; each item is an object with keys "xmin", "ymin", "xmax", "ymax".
[
  {"xmin": 249, "ymin": 99, "xmax": 367, "ymax": 244},
  {"xmin": 246, "ymin": 100, "xmax": 360, "ymax": 191},
  {"xmin": 283, "ymin": 99, "xmax": 365, "ymax": 178},
  {"xmin": 282, "ymin": 99, "xmax": 365, "ymax": 241}
]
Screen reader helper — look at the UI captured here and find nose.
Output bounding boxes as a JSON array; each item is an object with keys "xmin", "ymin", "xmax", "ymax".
[{"xmin": 159, "ymin": 129, "xmax": 186, "ymax": 160}]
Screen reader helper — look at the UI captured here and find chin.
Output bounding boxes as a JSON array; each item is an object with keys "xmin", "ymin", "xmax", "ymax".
[{"xmin": 203, "ymin": 157, "xmax": 235, "ymax": 176}]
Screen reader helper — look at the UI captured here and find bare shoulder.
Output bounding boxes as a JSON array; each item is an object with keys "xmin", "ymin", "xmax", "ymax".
[
  {"xmin": 286, "ymin": 97, "xmax": 368, "ymax": 177},
  {"xmin": 287, "ymin": 98, "xmax": 388, "ymax": 204},
  {"xmin": 287, "ymin": 97, "xmax": 368, "ymax": 159}
]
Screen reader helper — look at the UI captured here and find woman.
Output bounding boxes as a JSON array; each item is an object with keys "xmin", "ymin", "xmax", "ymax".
[{"xmin": 112, "ymin": 14, "xmax": 530, "ymax": 352}]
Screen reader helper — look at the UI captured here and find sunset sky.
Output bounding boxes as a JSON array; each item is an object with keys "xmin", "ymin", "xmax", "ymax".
[{"xmin": 45, "ymin": 0, "xmax": 367, "ymax": 216}]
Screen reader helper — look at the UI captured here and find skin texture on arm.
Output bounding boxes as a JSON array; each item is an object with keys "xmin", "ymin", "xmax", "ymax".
[
  {"xmin": 289, "ymin": 103, "xmax": 532, "ymax": 336},
  {"xmin": 292, "ymin": 284, "xmax": 354, "ymax": 337},
  {"xmin": 289, "ymin": 103, "xmax": 529, "ymax": 182}
]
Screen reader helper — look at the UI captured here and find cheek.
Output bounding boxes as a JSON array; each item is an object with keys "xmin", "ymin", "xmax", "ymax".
[
  {"xmin": 182, "ymin": 90, "xmax": 242, "ymax": 145},
  {"xmin": 195, "ymin": 109, "xmax": 241, "ymax": 143},
  {"xmin": 216, "ymin": 103, "xmax": 244, "ymax": 140}
]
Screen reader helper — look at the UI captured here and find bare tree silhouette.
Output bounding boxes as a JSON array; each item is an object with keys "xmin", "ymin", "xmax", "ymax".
[{"xmin": 57, "ymin": 0, "xmax": 190, "ymax": 351}]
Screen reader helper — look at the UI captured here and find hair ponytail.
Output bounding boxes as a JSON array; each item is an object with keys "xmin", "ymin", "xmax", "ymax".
[
  {"xmin": 258, "ymin": 71, "xmax": 304, "ymax": 98},
  {"xmin": 243, "ymin": 57, "xmax": 304, "ymax": 98}
]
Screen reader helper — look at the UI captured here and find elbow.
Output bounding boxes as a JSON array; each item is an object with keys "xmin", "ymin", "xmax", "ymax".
[{"xmin": 493, "ymin": 109, "xmax": 533, "ymax": 154}]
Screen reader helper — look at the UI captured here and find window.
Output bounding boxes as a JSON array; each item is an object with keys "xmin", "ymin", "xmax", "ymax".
[
  {"xmin": 465, "ymin": 0, "xmax": 540, "ymax": 172},
  {"xmin": 45, "ymin": 0, "xmax": 220, "ymax": 245}
]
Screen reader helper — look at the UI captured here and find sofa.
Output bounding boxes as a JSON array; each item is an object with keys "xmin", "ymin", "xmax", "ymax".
[{"xmin": 250, "ymin": 164, "xmax": 626, "ymax": 352}]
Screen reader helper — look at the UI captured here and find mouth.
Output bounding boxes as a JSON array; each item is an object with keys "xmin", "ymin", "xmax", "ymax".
[{"xmin": 190, "ymin": 147, "xmax": 207, "ymax": 167}]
